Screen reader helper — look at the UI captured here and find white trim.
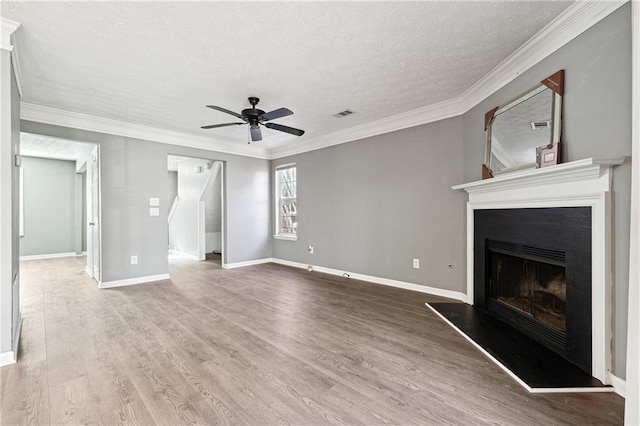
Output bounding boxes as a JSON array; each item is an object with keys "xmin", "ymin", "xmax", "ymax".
[
  {"xmin": 8, "ymin": 22, "xmax": 22, "ymax": 97},
  {"xmin": 99, "ymin": 273, "xmax": 170, "ymax": 289},
  {"xmin": 222, "ymin": 258, "xmax": 273, "ymax": 269},
  {"xmin": 425, "ymin": 303, "xmax": 615, "ymax": 395},
  {"xmin": 0, "ymin": 350, "xmax": 16, "ymax": 366},
  {"xmin": 85, "ymin": 265, "xmax": 93, "ymax": 278},
  {"xmin": 459, "ymin": 1, "xmax": 626, "ymax": 113},
  {"xmin": 0, "ymin": 17, "xmax": 19, "ymax": 52},
  {"xmin": 273, "ymin": 235, "xmax": 298, "ymax": 241},
  {"xmin": 626, "ymin": 0, "xmax": 640, "ymax": 422},
  {"xmin": 19, "ymin": 252, "xmax": 80, "ymax": 261},
  {"xmin": 8, "ymin": 2, "xmax": 624, "ymax": 160},
  {"xmin": 274, "ymin": 164, "xmax": 297, "ymax": 238},
  {"xmin": 10, "ymin": 313, "xmax": 21, "ymax": 360},
  {"xmin": 268, "ymin": 97, "xmax": 464, "ymax": 158},
  {"xmin": 271, "ymin": 258, "xmax": 467, "ymax": 302},
  {"xmin": 610, "ymin": 374, "xmax": 626, "ymax": 398},
  {"xmin": 268, "ymin": 0, "xmax": 625, "ymax": 159},
  {"xmin": 453, "ymin": 158, "xmax": 623, "ymax": 385},
  {"xmin": 20, "ymin": 103, "xmax": 269, "ymax": 160}
]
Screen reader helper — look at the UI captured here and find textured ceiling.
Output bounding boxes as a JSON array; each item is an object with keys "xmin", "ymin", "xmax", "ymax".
[
  {"xmin": 21, "ymin": 132, "xmax": 95, "ymax": 161},
  {"xmin": 2, "ymin": 1, "xmax": 573, "ymax": 150}
]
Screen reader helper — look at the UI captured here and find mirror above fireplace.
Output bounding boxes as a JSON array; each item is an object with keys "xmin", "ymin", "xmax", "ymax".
[{"xmin": 483, "ymin": 70, "xmax": 564, "ymax": 179}]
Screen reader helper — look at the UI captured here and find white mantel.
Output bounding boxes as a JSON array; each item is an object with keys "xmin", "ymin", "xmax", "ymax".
[{"xmin": 453, "ymin": 158, "xmax": 625, "ymax": 385}]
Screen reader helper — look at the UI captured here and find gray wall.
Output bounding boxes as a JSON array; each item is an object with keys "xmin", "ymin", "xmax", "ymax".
[
  {"xmin": 20, "ymin": 157, "xmax": 77, "ymax": 257},
  {"xmin": 461, "ymin": 4, "xmax": 631, "ymax": 377},
  {"xmin": 272, "ymin": 4, "xmax": 631, "ymax": 379},
  {"xmin": 20, "ymin": 121, "xmax": 271, "ymax": 282},
  {"xmin": 272, "ymin": 117, "xmax": 466, "ymax": 291}
]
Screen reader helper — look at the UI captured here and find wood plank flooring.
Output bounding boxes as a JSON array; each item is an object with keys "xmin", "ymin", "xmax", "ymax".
[{"xmin": 1, "ymin": 256, "xmax": 625, "ymax": 425}]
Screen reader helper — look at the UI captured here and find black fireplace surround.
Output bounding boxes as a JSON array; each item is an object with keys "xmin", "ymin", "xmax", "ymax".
[{"xmin": 474, "ymin": 207, "xmax": 592, "ymax": 374}]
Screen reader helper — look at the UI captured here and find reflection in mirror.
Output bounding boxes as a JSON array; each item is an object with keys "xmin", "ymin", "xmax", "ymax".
[
  {"xmin": 483, "ymin": 70, "xmax": 564, "ymax": 179},
  {"xmin": 491, "ymin": 88, "xmax": 553, "ymax": 173}
]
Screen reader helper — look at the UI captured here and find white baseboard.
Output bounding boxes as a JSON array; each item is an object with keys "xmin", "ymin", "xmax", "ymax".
[
  {"xmin": 270, "ymin": 258, "xmax": 467, "ymax": 302},
  {"xmin": 85, "ymin": 266, "xmax": 93, "ymax": 278},
  {"xmin": 610, "ymin": 374, "xmax": 626, "ymax": 398},
  {"xmin": 19, "ymin": 252, "xmax": 79, "ymax": 261},
  {"xmin": 99, "ymin": 273, "xmax": 171, "ymax": 289},
  {"xmin": 0, "ymin": 350, "xmax": 16, "ymax": 367},
  {"xmin": 1, "ymin": 315, "xmax": 24, "ymax": 367},
  {"xmin": 222, "ymin": 258, "xmax": 273, "ymax": 269},
  {"xmin": 12, "ymin": 314, "xmax": 22, "ymax": 353}
]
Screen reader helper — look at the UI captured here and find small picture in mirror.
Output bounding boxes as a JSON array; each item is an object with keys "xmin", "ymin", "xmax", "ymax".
[{"xmin": 536, "ymin": 142, "xmax": 560, "ymax": 168}]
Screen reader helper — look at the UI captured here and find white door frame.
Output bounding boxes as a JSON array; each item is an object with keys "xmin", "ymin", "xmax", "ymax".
[{"xmin": 90, "ymin": 145, "xmax": 102, "ymax": 283}]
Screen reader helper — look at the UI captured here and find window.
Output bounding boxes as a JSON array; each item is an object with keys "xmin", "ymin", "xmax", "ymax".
[{"xmin": 275, "ymin": 164, "xmax": 297, "ymax": 240}]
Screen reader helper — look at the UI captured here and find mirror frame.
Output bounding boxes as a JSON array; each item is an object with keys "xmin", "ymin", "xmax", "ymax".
[{"xmin": 483, "ymin": 70, "xmax": 564, "ymax": 179}]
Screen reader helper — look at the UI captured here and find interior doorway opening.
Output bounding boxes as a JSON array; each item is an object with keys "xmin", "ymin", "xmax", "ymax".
[
  {"xmin": 167, "ymin": 155, "xmax": 224, "ymax": 270},
  {"xmin": 19, "ymin": 133, "xmax": 102, "ymax": 283}
]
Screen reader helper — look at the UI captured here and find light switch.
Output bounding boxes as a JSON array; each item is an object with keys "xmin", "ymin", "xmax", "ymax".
[
  {"xmin": 150, "ymin": 207, "xmax": 160, "ymax": 217},
  {"xmin": 149, "ymin": 197, "xmax": 160, "ymax": 206}
]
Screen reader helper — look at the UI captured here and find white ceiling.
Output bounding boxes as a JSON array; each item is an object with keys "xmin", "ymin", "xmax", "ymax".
[{"xmin": 2, "ymin": 1, "xmax": 574, "ymax": 154}]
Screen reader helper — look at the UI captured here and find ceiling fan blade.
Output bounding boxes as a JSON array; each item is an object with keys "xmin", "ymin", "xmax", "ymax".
[
  {"xmin": 250, "ymin": 125, "xmax": 263, "ymax": 142},
  {"xmin": 201, "ymin": 122, "xmax": 244, "ymax": 129},
  {"xmin": 264, "ymin": 122, "xmax": 305, "ymax": 137},
  {"xmin": 206, "ymin": 105, "xmax": 244, "ymax": 120},
  {"xmin": 260, "ymin": 107, "xmax": 293, "ymax": 122}
]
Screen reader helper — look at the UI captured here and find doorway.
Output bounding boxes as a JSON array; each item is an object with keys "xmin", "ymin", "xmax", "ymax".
[
  {"xmin": 167, "ymin": 155, "xmax": 224, "ymax": 270},
  {"xmin": 19, "ymin": 133, "xmax": 102, "ymax": 283}
]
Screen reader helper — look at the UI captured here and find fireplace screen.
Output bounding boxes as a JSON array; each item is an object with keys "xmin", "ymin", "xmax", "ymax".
[{"xmin": 490, "ymin": 251, "xmax": 566, "ymax": 332}]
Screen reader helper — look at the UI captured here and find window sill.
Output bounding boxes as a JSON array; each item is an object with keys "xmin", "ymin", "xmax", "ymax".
[{"xmin": 273, "ymin": 234, "xmax": 298, "ymax": 241}]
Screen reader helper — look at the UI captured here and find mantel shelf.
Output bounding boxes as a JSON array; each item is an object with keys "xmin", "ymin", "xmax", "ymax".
[{"xmin": 452, "ymin": 158, "xmax": 625, "ymax": 193}]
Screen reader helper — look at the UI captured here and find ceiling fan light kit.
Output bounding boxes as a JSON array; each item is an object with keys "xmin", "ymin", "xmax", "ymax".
[{"xmin": 201, "ymin": 97, "xmax": 305, "ymax": 143}]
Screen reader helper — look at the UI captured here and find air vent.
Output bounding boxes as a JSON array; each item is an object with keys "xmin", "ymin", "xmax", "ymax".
[
  {"xmin": 522, "ymin": 245, "xmax": 566, "ymax": 262},
  {"xmin": 530, "ymin": 120, "xmax": 551, "ymax": 130},
  {"xmin": 333, "ymin": 109, "xmax": 354, "ymax": 118},
  {"xmin": 487, "ymin": 240, "xmax": 517, "ymax": 252}
]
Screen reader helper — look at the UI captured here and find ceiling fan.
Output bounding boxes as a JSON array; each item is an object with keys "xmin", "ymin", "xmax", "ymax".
[{"xmin": 201, "ymin": 97, "xmax": 305, "ymax": 143}]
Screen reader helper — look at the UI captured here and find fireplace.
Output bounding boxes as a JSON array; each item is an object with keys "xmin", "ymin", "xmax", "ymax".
[
  {"xmin": 453, "ymin": 158, "xmax": 622, "ymax": 386},
  {"xmin": 475, "ymin": 207, "xmax": 592, "ymax": 373}
]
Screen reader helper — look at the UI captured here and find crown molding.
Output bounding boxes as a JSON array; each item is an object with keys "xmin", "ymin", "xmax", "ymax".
[
  {"xmin": 268, "ymin": 96, "xmax": 464, "ymax": 159},
  {"xmin": 268, "ymin": 0, "xmax": 627, "ymax": 159},
  {"xmin": 20, "ymin": 103, "xmax": 270, "ymax": 159},
  {"xmin": 459, "ymin": 0, "xmax": 627, "ymax": 112},
  {"xmin": 1, "ymin": 17, "xmax": 20, "ymax": 51},
  {"xmin": 10, "ymin": 1, "xmax": 628, "ymax": 160},
  {"xmin": 1, "ymin": 17, "xmax": 23, "ymax": 96}
]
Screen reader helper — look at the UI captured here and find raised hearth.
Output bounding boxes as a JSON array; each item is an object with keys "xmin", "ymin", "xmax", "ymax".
[{"xmin": 452, "ymin": 158, "xmax": 623, "ymax": 388}]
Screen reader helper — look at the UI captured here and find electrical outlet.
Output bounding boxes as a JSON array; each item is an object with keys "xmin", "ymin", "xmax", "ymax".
[
  {"xmin": 413, "ymin": 258, "xmax": 420, "ymax": 269},
  {"xmin": 308, "ymin": 244, "xmax": 314, "ymax": 254},
  {"xmin": 131, "ymin": 256, "xmax": 138, "ymax": 265}
]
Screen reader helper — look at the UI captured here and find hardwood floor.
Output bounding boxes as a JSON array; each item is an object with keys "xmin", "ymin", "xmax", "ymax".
[{"xmin": 1, "ymin": 256, "xmax": 625, "ymax": 425}]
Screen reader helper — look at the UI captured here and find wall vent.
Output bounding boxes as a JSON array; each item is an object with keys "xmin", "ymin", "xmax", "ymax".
[
  {"xmin": 530, "ymin": 120, "xmax": 551, "ymax": 130},
  {"xmin": 333, "ymin": 109, "xmax": 354, "ymax": 118}
]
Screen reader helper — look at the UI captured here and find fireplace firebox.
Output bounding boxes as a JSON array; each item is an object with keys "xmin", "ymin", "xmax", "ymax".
[{"xmin": 475, "ymin": 208, "xmax": 592, "ymax": 373}]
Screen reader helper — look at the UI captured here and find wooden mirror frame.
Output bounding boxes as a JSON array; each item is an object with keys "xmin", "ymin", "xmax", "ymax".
[{"xmin": 483, "ymin": 70, "xmax": 564, "ymax": 179}]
